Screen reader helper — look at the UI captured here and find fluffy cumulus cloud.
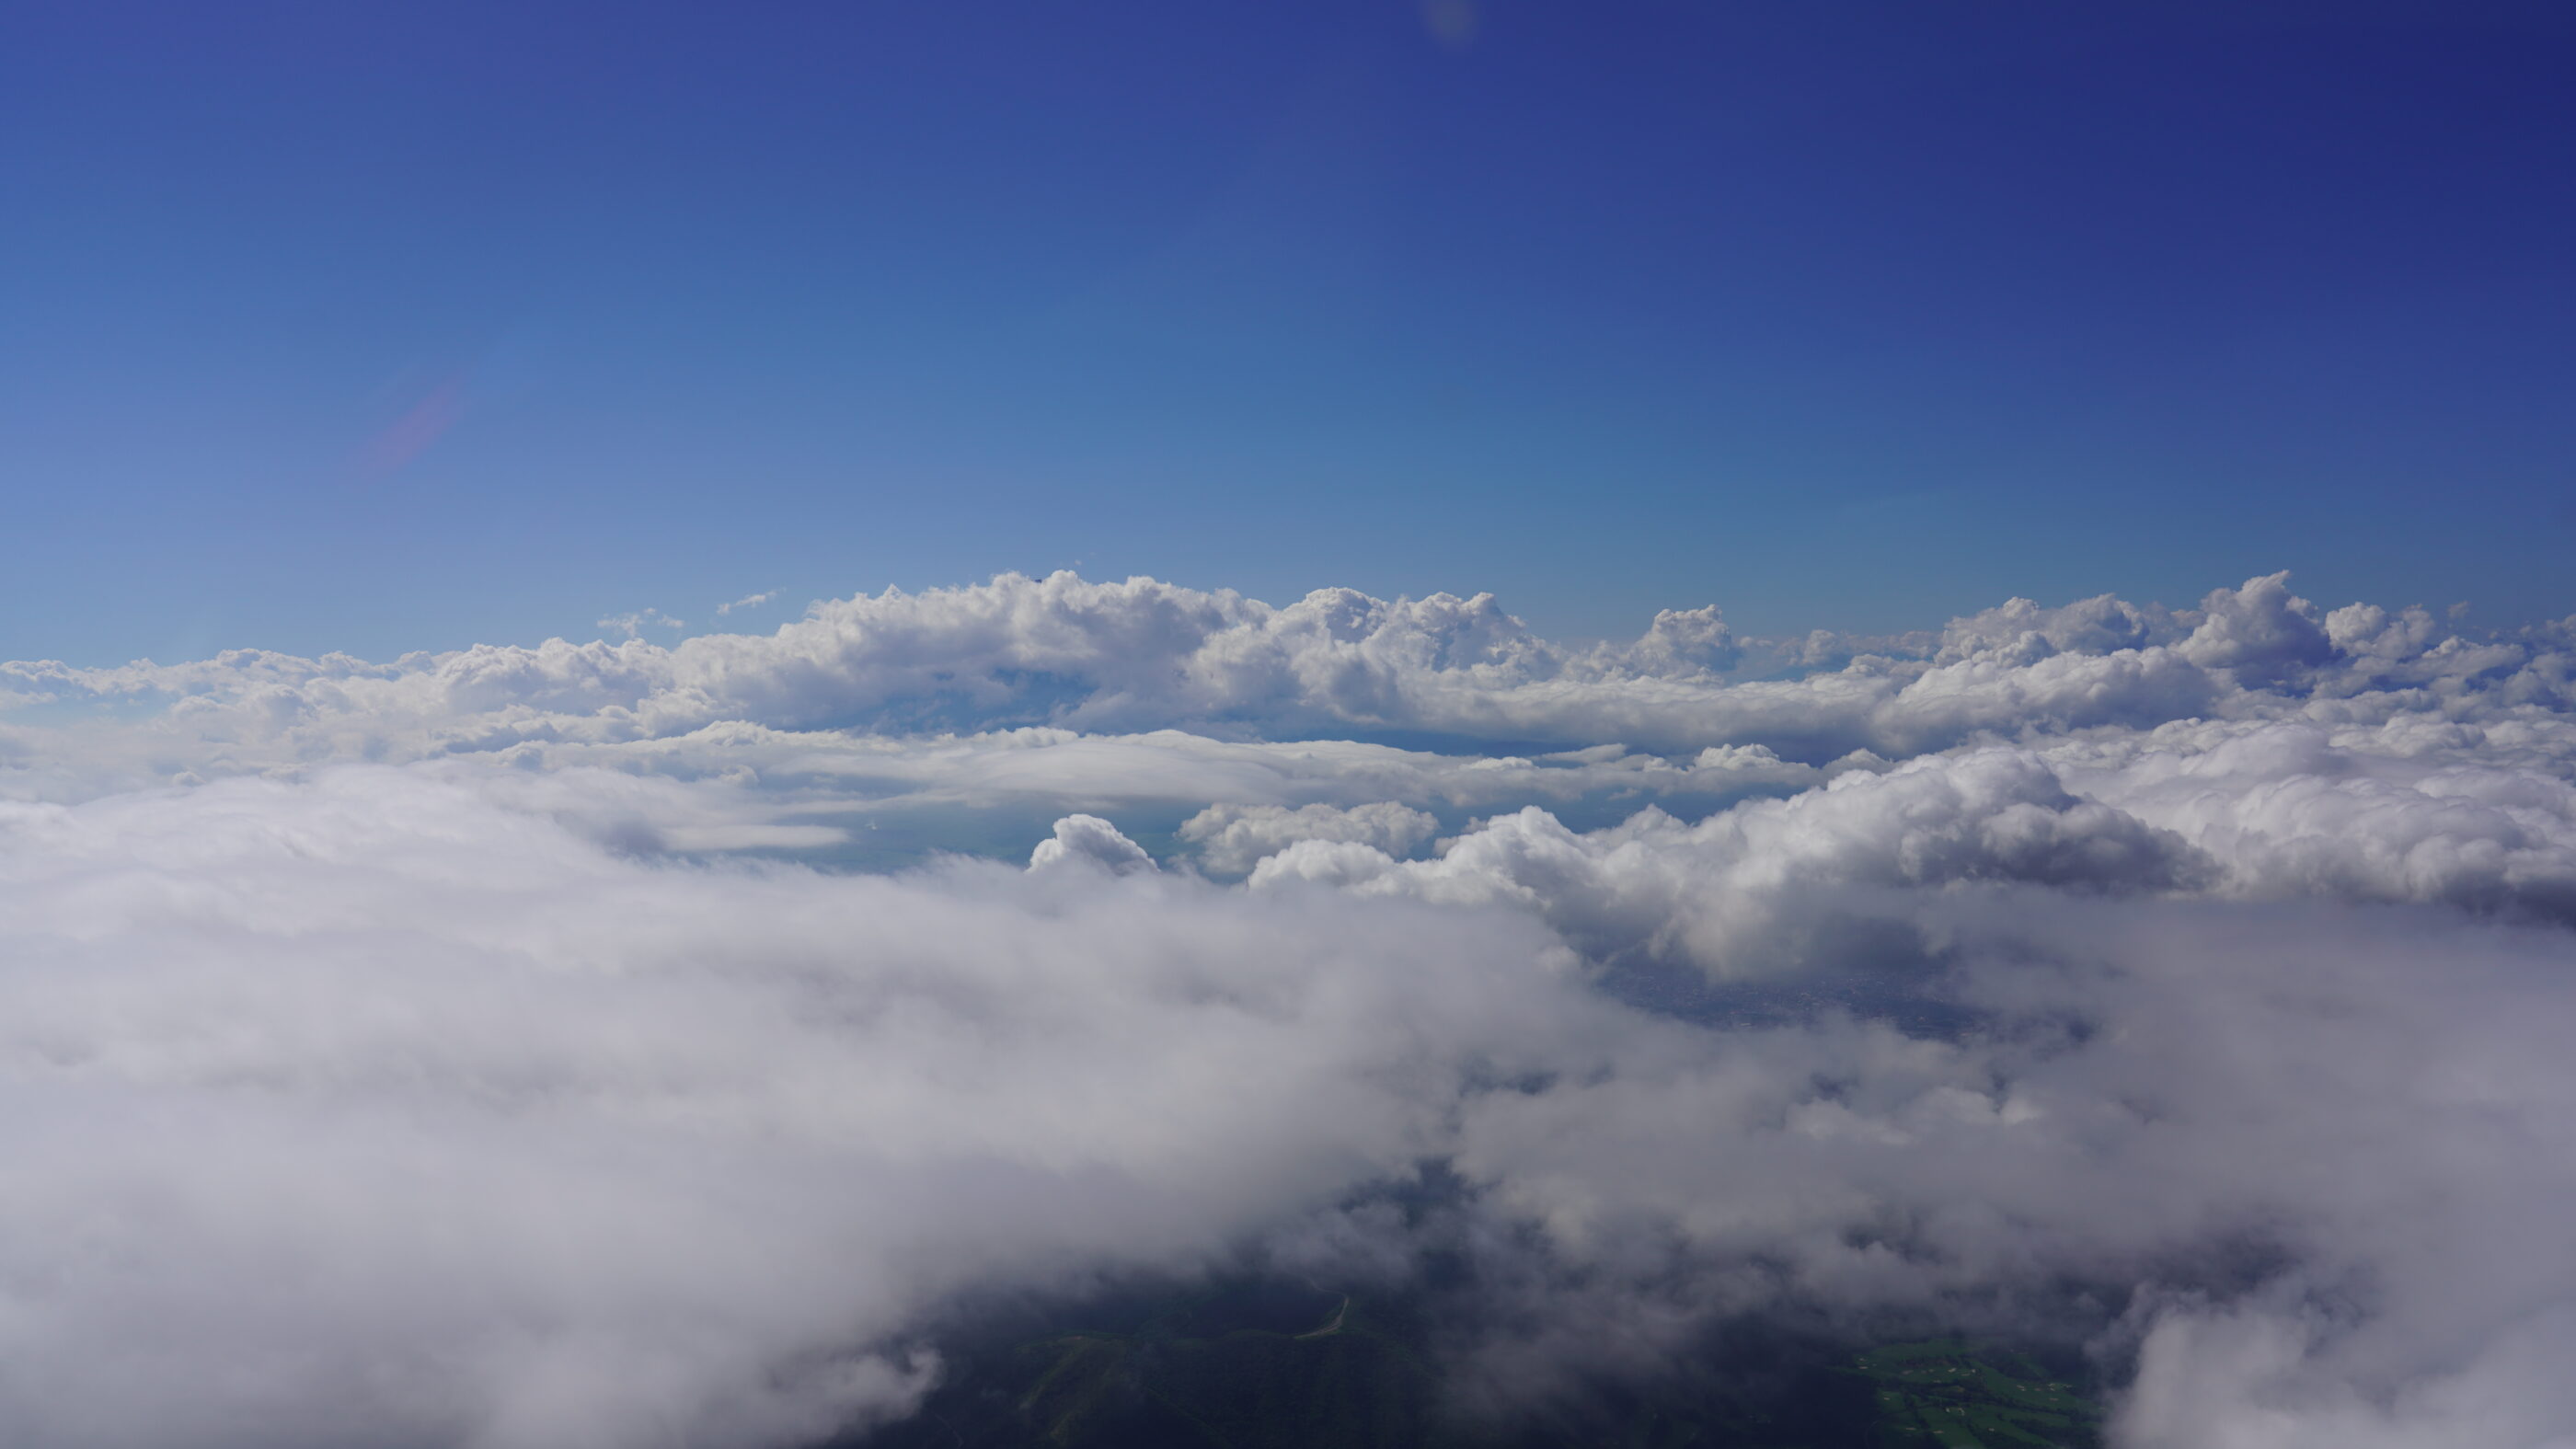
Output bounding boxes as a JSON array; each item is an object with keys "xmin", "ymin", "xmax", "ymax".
[
  {"xmin": 0, "ymin": 771, "xmax": 1603, "ymax": 1448},
  {"xmin": 4, "ymin": 570, "xmax": 2576, "ymax": 1447},
  {"xmin": 1179, "ymin": 800, "xmax": 1442, "ymax": 876}
]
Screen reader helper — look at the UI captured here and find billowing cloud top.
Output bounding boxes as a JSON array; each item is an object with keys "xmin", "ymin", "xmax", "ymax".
[
  {"xmin": 3, "ymin": 571, "xmax": 2574, "ymax": 1448},
  {"xmin": 12, "ymin": 569, "xmax": 2563, "ymax": 780}
]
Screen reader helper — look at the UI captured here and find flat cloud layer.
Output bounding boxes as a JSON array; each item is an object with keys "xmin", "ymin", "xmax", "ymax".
[{"xmin": 4, "ymin": 571, "xmax": 2575, "ymax": 1447}]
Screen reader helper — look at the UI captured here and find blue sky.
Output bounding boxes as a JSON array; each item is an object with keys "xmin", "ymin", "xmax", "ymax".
[{"xmin": 6, "ymin": 0, "xmax": 2571, "ymax": 665}]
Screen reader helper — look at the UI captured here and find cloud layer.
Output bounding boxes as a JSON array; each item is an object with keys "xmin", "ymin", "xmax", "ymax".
[
  {"xmin": 5, "ymin": 571, "xmax": 2574, "ymax": 1447},
  {"xmin": 8, "ymin": 569, "xmax": 2567, "ymax": 789}
]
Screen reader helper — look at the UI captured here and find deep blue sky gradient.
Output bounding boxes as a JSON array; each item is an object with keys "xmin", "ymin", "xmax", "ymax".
[{"xmin": 6, "ymin": 1, "xmax": 2572, "ymax": 663}]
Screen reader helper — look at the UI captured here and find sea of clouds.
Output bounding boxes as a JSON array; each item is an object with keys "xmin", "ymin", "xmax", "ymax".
[{"xmin": 4, "ymin": 569, "xmax": 2574, "ymax": 1448}]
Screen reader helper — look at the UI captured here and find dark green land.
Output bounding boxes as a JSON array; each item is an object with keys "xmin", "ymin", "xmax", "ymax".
[
  {"xmin": 845, "ymin": 1282, "xmax": 2100, "ymax": 1449},
  {"xmin": 1840, "ymin": 1340, "xmax": 2100, "ymax": 1449}
]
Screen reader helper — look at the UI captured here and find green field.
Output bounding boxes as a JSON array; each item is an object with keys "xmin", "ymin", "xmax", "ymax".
[
  {"xmin": 844, "ymin": 1282, "xmax": 2100, "ymax": 1449},
  {"xmin": 1840, "ymin": 1340, "xmax": 2100, "ymax": 1449}
]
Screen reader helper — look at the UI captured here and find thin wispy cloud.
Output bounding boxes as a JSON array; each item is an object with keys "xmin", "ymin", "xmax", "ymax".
[{"xmin": 595, "ymin": 607, "xmax": 688, "ymax": 638}]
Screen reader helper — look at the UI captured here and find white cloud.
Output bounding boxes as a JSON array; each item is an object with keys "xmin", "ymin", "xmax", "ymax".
[
  {"xmin": 717, "ymin": 591, "xmax": 779, "ymax": 616},
  {"xmin": 3, "ymin": 570, "xmax": 2575, "ymax": 1445},
  {"xmin": 0, "ymin": 769, "xmax": 1602, "ymax": 1447},
  {"xmin": 1179, "ymin": 800, "xmax": 1440, "ymax": 875},
  {"xmin": 595, "ymin": 607, "xmax": 687, "ymax": 638},
  {"xmin": 1252, "ymin": 750, "xmax": 2208, "ymax": 976},
  {"xmin": 9, "ymin": 570, "xmax": 2570, "ymax": 798},
  {"xmin": 1027, "ymin": 812, "xmax": 1158, "ymax": 874}
]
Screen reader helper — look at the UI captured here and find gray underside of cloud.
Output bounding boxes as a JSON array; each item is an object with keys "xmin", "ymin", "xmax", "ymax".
[{"xmin": 3, "ymin": 570, "xmax": 2574, "ymax": 1447}]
